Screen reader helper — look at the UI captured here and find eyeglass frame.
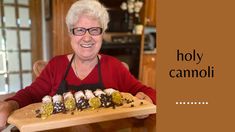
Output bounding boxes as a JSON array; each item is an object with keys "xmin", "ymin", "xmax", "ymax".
[{"xmin": 70, "ymin": 27, "xmax": 103, "ymax": 36}]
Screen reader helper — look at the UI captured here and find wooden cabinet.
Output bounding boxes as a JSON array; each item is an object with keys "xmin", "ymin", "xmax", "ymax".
[
  {"xmin": 141, "ymin": 53, "xmax": 156, "ymax": 89},
  {"xmin": 138, "ymin": 0, "xmax": 157, "ymax": 88},
  {"xmin": 144, "ymin": 0, "xmax": 156, "ymax": 26}
]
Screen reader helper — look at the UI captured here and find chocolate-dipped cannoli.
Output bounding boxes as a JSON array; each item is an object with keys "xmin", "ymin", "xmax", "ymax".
[
  {"xmin": 85, "ymin": 89, "xmax": 101, "ymax": 109},
  {"xmin": 104, "ymin": 88, "xmax": 123, "ymax": 106},
  {"xmin": 63, "ymin": 92, "xmax": 76, "ymax": 111},
  {"xmin": 40, "ymin": 95, "xmax": 54, "ymax": 119},
  {"xmin": 94, "ymin": 89, "xmax": 112, "ymax": 108},
  {"xmin": 74, "ymin": 91, "xmax": 89, "ymax": 111},
  {"xmin": 52, "ymin": 94, "xmax": 65, "ymax": 113}
]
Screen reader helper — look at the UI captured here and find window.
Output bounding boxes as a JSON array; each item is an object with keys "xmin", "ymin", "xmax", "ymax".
[{"xmin": 0, "ymin": 0, "xmax": 33, "ymax": 94}]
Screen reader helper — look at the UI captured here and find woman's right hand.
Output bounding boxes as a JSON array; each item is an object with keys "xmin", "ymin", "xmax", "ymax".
[{"xmin": 0, "ymin": 100, "xmax": 19, "ymax": 130}]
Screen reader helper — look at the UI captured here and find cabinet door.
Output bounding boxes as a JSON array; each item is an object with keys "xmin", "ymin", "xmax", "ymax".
[
  {"xmin": 141, "ymin": 53, "xmax": 156, "ymax": 88},
  {"xmin": 145, "ymin": 0, "xmax": 156, "ymax": 26}
]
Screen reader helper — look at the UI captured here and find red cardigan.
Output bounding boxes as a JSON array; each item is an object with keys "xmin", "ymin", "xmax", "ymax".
[{"xmin": 6, "ymin": 54, "xmax": 157, "ymax": 107}]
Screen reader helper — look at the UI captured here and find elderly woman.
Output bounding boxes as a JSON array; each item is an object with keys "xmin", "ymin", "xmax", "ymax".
[{"xmin": 0, "ymin": 0, "xmax": 156, "ymax": 130}]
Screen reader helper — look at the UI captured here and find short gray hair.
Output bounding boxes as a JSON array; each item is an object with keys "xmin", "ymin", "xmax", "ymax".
[{"xmin": 66, "ymin": 0, "xmax": 109, "ymax": 32}]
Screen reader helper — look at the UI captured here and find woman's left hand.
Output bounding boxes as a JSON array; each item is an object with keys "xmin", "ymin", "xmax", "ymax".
[
  {"xmin": 134, "ymin": 92, "xmax": 153, "ymax": 119},
  {"xmin": 135, "ymin": 92, "xmax": 153, "ymax": 104}
]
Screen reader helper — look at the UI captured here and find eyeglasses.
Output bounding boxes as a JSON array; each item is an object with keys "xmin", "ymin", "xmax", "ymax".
[{"xmin": 70, "ymin": 27, "xmax": 103, "ymax": 36}]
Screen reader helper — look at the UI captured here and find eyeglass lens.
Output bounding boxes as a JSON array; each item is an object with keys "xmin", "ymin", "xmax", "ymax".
[{"xmin": 71, "ymin": 27, "xmax": 103, "ymax": 36}]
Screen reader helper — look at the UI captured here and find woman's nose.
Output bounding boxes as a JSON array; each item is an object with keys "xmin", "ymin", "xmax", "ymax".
[{"xmin": 82, "ymin": 31, "xmax": 92, "ymax": 41}]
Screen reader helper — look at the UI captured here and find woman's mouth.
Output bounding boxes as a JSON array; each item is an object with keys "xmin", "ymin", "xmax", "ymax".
[{"xmin": 80, "ymin": 43, "xmax": 94, "ymax": 48}]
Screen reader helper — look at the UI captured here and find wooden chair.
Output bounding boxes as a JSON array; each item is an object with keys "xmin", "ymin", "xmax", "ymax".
[{"xmin": 33, "ymin": 60, "xmax": 48, "ymax": 77}]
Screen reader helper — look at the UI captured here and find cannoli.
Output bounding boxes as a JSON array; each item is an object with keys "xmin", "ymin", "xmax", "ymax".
[
  {"xmin": 94, "ymin": 89, "xmax": 112, "ymax": 108},
  {"xmin": 40, "ymin": 95, "xmax": 54, "ymax": 119},
  {"xmin": 74, "ymin": 91, "xmax": 89, "ymax": 111},
  {"xmin": 104, "ymin": 88, "xmax": 123, "ymax": 106},
  {"xmin": 63, "ymin": 92, "xmax": 76, "ymax": 111},
  {"xmin": 85, "ymin": 89, "xmax": 101, "ymax": 109},
  {"xmin": 52, "ymin": 94, "xmax": 65, "ymax": 113}
]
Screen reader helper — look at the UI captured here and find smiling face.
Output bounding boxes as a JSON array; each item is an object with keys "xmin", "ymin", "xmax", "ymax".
[{"xmin": 70, "ymin": 15, "xmax": 103, "ymax": 61}]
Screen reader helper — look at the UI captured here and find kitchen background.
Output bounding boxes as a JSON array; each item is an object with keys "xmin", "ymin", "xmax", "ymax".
[{"xmin": 0, "ymin": 0, "xmax": 156, "ymax": 94}]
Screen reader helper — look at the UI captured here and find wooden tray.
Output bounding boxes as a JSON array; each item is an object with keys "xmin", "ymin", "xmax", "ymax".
[{"xmin": 7, "ymin": 93, "xmax": 156, "ymax": 132}]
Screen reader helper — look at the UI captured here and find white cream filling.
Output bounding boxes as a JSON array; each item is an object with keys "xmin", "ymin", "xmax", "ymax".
[
  {"xmin": 94, "ymin": 89, "xmax": 105, "ymax": 96},
  {"xmin": 52, "ymin": 94, "xmax": 62, "ymax": 103},
  {"xmin": 75, "ymin": 91, "xmax": 86, "ymax": 99},
  {"xmin": 42, "ymin": 95, "xmax": 52, "ymax": 103},
  {"xmin": 104, "ymin": 88, "xmax": 116, "ymax": 95},
  {"xmin": 63, "ymin": 92, "xmax": 74, "ymax": 100},
  {"xmin": 85, "ymin": 90, "xmax": 95, "ymax": 99}
]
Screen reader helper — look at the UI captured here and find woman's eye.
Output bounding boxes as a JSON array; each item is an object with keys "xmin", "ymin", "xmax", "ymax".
[
  {"xmin": 90, "ymin": 29, "xmax": 98, "ymax": 33},
  {"xmin": 76, "ymin": 29, "xmax": 84, "ymax": 33},
  {"xmin": 90, "ymin": 28, "xmax": 101, "ymax": 34}
]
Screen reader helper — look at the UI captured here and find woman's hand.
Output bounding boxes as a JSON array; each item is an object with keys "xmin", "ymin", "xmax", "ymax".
[
  {"xmin": 135, "ymin": 92, "xmax": 153, "ymax": 104},
  {"xmin": 134, "ymin": 92, "xmax": 153, "ymax": 119},
  {"xmin": 0, "ymin": 100, "xmax": 19, "ymax": 130}
]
